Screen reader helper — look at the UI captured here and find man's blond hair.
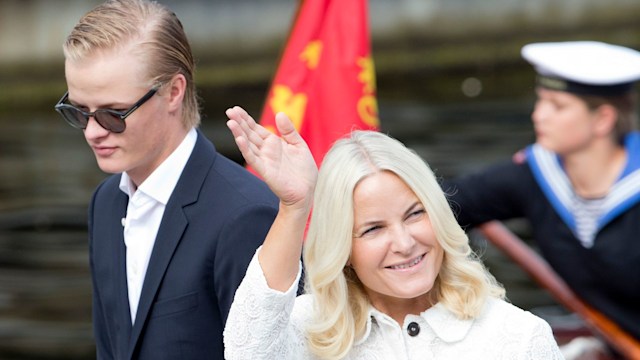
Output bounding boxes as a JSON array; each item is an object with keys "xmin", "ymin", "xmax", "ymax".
[{"xmin": 63, "ymin": 0, "xmax": 200, "ymax": 128}]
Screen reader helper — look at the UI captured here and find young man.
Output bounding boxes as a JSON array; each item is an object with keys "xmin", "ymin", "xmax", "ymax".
[
  {"xmin": 54, "ymin": 1, "xmax": 278, "ymax": 358},
  {"xmin": 444, "ymin": 41, "xmax": 640, "ymax": 355}
]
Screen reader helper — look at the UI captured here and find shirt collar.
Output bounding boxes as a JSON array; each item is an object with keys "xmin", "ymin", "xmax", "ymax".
[
  {"xmin": 119, "ymin": 128, "xmax": 197, "ymax": 204},
  {"xmin": 357, "ymin": 302, "xmax": 473, "ymax": 345}
]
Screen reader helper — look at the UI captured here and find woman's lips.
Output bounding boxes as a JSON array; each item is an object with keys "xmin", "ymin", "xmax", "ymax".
[{"xmin": 386, "ymin": 253, "xmax": 425, "ymax": 270}]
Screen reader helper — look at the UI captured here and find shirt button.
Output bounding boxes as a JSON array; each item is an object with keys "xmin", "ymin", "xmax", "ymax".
[{"xmin": 407, "ymin": 322, "xmax": 420, "ymax": 336}]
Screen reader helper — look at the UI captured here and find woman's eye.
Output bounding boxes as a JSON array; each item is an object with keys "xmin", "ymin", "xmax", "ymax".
[
  {"xmin": 407, "ymin": 209, "xmax": 426, "ymax": 220},
  {"xmin": 360, "ymin": 225, "xmax": 381, "ymax": 237}
]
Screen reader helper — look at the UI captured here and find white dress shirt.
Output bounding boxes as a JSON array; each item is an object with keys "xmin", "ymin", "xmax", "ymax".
[
  {"xmin": 119, "ymin": 128, "xmax": 197, "ymax": 323},
  {"xmin": 224, "ymin": 247, "xmax": 565, "ymax": 359}
]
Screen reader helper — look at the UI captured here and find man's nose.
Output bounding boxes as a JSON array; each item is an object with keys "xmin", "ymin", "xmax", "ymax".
[{"xmin": 84, "ymin": 115, "xmax": 109, "ymax": 138}]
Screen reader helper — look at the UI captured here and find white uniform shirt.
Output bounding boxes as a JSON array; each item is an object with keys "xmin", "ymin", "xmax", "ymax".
[
  {"xmin": 224, "ymin": 247, "xmax": 565, "ymax": 359},
  {"xmin": 119, "ymin": 128, "xmax": 197, "ymax": 323}
]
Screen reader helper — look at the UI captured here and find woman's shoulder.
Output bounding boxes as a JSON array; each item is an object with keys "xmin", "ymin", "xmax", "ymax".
[
  {"xmin": 484, "ymin": 297, "xmax": 536, "ymax": 316},
  {"xmin": 293, "ymin": 293, "xmax": 314, "ymax": 309},
  {"xmin": 291, "ymin": 293, "xmax": 315, "ymax": 321},
  {"xmin": 468, "ymin": 298, "xmax": 563, "ymax": 358},
  {"xmin": 481, "ymin": 297, "xmax": 551, "ymax": 330}
]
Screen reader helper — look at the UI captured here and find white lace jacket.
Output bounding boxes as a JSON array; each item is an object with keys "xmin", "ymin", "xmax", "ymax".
[{"xmin": 224, "ymin": 249, "xmax": 565, "ymax": 359}]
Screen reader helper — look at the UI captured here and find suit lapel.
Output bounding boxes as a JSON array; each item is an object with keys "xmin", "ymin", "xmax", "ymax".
[
  {"xmin": 116, "ymin": 221, "xmax": 133, "ymax": 360},
  {"xmin": 126, "ymin": 131, "xmax": 215, "ymax": 358},
  {"xmin": 99, "ymin": 182, "xmax": 133, "ymax": 359}
]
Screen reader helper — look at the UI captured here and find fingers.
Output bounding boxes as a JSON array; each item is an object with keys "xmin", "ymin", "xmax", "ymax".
[
  {"xmin": 226, "ymin": 107, "xmax": 308, "ymax": 171},
  {"xmin": 225, "ymin": 117, "xmax": 244, "ymax": 141},
  {"xmin": 226, "ymin": 120, "xmax": 257, "ymax": 166},
  {"xmin": 226, "ymin": 106, "xmax": 264, "ymax": 168},
  {"xmin": 275, "ymin": 112, "xmax": 305, "ymax": 147},
  {"xmin": 226, "ymin": 106, "xmax": 262, "ymax": 147},
  {"xmin": 227, "ymin": 106, "xmax": 271, "ymax": 138},
  {"xmin": 226, "ymin": 106, "xmax": 255, "ymax": 138}
]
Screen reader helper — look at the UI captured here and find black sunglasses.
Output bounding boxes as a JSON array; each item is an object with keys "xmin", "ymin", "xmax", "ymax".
[{"xmin": 54, "ymin": 88, "xmax": 158, "ymax": 133}]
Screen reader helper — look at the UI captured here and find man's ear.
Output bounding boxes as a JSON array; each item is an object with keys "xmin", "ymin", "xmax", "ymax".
[
  {"xmin": 593, "ymin": 104, "xmax": 618, "ymax": 137},
  {"xmin": 166, "ymin": 73, "xmax": 186, "ymax": 114}
]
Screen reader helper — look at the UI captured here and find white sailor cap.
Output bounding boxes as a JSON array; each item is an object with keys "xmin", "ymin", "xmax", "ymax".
[{"xmin": 521, "ymin": 41, "xmax": 640, "ymax": 96}]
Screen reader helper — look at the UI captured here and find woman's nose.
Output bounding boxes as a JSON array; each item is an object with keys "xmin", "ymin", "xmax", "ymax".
[{"xmin": 389, "ymin": 224, "xmax": 415, "ymax": 254}]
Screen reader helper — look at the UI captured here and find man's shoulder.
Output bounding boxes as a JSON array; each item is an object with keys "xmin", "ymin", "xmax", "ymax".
[
  {"xmin": 186, "ymin": 149, "xmax": 277, "ymax": 210},
  {"xmin": 209, "ymin": 154, "xmax": 276, "ymax": 198},
  {"xmin": 92, "ymin": 173, "xmax": 123, "ymax": 198}
]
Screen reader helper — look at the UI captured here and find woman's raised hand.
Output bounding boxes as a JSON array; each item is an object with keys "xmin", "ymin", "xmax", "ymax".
[{"xmin": 226, "ymin": 106, "xmax": 318, "ymax": 209}]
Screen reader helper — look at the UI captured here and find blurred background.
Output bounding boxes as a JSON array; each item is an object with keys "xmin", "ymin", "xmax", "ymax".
[{"xmin": 0, "ymin": 0, "xmax": 639, "ymax": 358}]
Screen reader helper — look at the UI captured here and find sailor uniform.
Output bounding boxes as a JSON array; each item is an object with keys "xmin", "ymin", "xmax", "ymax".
[
  {"xmin": 445, "ymin": 40, "xmax": 640, "ymax": 342},
  {"xmin": 444, "ymin": 132, "xmax": 640, "ymax": 341},
  {"xmin": 526, "ymin": 133, "xmax": 640, "ymax": 248}
]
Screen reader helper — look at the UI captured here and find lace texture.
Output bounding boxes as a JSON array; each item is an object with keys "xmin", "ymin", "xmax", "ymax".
[{"xmin": 224, "ymin": 250, "xmax": 565, "ymax": 359}]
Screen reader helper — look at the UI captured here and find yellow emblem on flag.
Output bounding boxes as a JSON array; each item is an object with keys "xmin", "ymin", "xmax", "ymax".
[
  {"xmin": 357, "ymin": 57, "xmax": 376, "ymax": 94},
  {"xmin": 269, "ymin": 84, "xmax": 308, "ymax": 131},
  {"xmin": 358, "ymin": 95, "xmax": 378, "ymax": 128},
  {"xmin": 356, "ymin": 56, "xmax": 379, "ymax": 127},
  {"xmin": 300, "ymin": 40, "xmax": 323, "ymax": 69}
]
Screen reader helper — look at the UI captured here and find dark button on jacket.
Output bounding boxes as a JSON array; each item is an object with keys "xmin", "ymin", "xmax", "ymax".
[{"xmin": 407, "ymin": 321, "xmax": 420, "ymax": 336}]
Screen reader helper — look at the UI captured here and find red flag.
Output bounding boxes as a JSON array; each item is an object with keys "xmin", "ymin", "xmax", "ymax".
[{"xmin": 259, "ymin": 0, "xmax": 379, "ymax": 166}]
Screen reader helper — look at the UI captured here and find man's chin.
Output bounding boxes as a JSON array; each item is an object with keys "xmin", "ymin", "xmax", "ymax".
[{"xmin": 95, "ymin": 159, "xmax": 125, "ymax": 175}]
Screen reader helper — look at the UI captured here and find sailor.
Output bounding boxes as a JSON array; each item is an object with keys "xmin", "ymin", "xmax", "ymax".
[{"xmin": 444, "ymin": 40, "xmax": 640, "ymax": 355}]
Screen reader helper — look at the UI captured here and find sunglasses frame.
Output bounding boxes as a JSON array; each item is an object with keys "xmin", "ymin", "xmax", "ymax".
[{"xmin": 54, "ymin": 88, "xmax": 158, "ymax": 133}]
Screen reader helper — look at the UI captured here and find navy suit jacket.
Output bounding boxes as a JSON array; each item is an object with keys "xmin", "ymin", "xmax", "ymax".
[{"xmin": 88, "ymin": 130, "xmax": 278, "ymax": 359}]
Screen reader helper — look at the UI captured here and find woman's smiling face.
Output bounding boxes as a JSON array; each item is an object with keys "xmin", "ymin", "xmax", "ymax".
[{"xmin": 350, "ymin": 170, "xmax": 444, "ymax": 313}]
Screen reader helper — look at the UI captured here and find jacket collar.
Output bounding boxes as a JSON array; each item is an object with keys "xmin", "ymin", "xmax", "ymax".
[{"xmin": 357, "ymin": 302, "xmax": 474, "ymax": 345}]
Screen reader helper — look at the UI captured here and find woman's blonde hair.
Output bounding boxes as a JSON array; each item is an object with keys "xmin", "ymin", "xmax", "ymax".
[
  {"xmin": 63, "ymin": 0, "xmax": 200, "ymax": 128},
  {"xmin": 303, "ymin": 131, "xmax": 505, "ymax": 359}
]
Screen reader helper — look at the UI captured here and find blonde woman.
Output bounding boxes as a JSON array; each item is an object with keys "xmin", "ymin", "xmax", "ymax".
[{"xmin": 223, "ymin": 106, "xmax": 563, "ymax": 359}]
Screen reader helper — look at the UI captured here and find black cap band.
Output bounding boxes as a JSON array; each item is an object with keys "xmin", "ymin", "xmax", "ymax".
[{"xmin": 537, "ymin": 75, "xmax": 634, "ymax": 96}]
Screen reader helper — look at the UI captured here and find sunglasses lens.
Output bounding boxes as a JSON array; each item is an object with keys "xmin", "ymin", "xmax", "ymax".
[
  {"xmin": 57, "ymin": 106, "xmax": 89, "ymax": 129},
  {"xmin": 95, "ymin": 111, "xmax": 126, "ymax": 133}
]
